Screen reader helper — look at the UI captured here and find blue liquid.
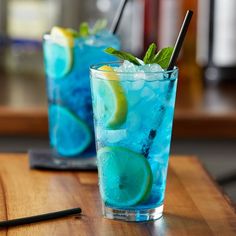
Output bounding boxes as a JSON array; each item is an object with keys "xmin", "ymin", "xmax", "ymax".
[
  {"xmin": 91, "ymin": 67, "xmax": 178, "ymax": 211},
  {"xmin": 43, "ymin": 31, "xmax": 120, "ymax": 157}
]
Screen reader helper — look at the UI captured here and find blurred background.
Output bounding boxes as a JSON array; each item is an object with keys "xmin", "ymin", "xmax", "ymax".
[{"xmin": 0, "ymin": 0, "xmax": 235, "ymax": 204}]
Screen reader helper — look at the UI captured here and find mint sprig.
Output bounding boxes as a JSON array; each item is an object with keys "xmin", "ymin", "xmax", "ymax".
[
  {"xmin": 67, "ymin": 19, "xmax": 108, "ymax": 38},
  {"xmin": 79, "ymin": 22, "xmax": 90, "ymax": 37},
  {"xmin": 143, "ymin": 43, "xmax": 157, "ymax": 64},
  {"xmin": 91, "ymin": 19, "xmax": 107, "ymax": 34},
  {"xmin": 151, "ymin": 47, "xmax": 173, "ymax": 69},
  {"xmin": 104, "ymin": 43, "xmax": 173, "ymax": 69},
  {"xmin": 105, "ymin": 47, "xmax": 141, "ymax": 66}
]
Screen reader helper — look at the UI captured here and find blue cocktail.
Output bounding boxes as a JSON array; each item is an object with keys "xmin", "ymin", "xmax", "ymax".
[
  {"xmin": 43, "ymin": 26, "xmax": 119, "ymax": 157},
  {"xmin": 90, "ymin": 60, "xmax": 178, "ymax": 221}
]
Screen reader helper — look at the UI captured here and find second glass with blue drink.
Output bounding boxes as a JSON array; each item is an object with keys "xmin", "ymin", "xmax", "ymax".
[{"xmin": 43, "ymin": 24, "xmax": 119, "ymax": 157}]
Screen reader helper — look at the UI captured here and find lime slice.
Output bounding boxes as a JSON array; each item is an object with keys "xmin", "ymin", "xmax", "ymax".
[
  {"xmin": 49, "ymin": 105, "xmax": 92, "ymax": 156},
  {"xmin": 97, "ymin": 146, "xmax": 153, "ymax": 207},
  {"xmin": 92, "ymin": 66, "xmax": 127, "ymax": 129},
  {"xmin": 43, "ymin": 27, "xmax": 74, "ymax": 79}
]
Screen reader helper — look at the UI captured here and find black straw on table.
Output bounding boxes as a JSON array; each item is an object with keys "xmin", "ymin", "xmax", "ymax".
[
  {"xmin": 110, "ymin": 0, "xmax": 129, "ymax": 34},
  {"xmin": 141, "ymin": 10, "xmax": 193, "ymax": 158},
  {"xmin": 0, "ymin": 207, "xmax": 81, "ymax": 228}
]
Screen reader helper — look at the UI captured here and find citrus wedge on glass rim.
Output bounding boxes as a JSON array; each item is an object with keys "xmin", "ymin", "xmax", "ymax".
[
  {"xmin": 91, "ymin": 65, "xmax": 127, "ymax": 129},
  {"xmin": 43, "ymin": 27, "xmax": 74, "ymax": 79}
]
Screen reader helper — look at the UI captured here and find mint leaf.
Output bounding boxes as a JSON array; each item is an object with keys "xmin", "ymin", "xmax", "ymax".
[
  {"xmin": 143, "ymin": 43, "xmax": 157, "ymax": 64},
  {"xmin": 79, "ymin": 22, "xmax": 90, "ymax": 37},
  {"xmin": 92, "ymin": 19, "xmax": 107, "ymax": 34},
  {"xmin": 152, "ymin": 47, "xmax": 173, "ymax": 69},
  {"xmin": 68, "ymin": 19, "xmax": 107, "ymax": 38},
  {"xmin": 105, "ymin": 47, "xmax": 141, "ymax": 66},
  {"xmin": 104, "ymin": 44, "xmax": 173, "ymax": 67}
]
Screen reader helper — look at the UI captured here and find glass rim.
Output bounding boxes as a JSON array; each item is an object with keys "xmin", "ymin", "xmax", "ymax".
[
  {"xmin": 43, "ymin": 32, "xmax": 120, "ymax": 50},
  {"xmin": 43, "ymin": 33, "xmax": 84, "ymax": 41},
  {"xmin": 43, "ymin": 33, "xmax": 89, "ymax": 48},
  {"xmin": 43, "ymin": 30, "xmax": 115, "ymax": 41},
  {"xmin": 43, "ymin": 33, "xmax": 52, "ymax": 40},
  {"xmin": 43, "ymin": 33, "xmax": 85, "ymax": 45},
  {"xmin": 90, "ymin": 61, "xmax": 178, "ymax": 75}
]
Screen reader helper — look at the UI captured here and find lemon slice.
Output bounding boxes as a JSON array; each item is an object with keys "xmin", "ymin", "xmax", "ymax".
[
  {"xmin": 49, "ymin": 105, "xmax": 92, "ymax": 156},
  {"xmin": 98, "ymin": 146, "xmax": 153, "ymax": 207},
  {"xmin": 43, "ymin": 27, "xmax": 74, "ymax": 79},
  {"xmin": 51, "ymin": 26, "xmax": 74, "ymax": 47},
  {"xmin": 92, "ymin": 65, "xmax": 127, "ymax": 129}
]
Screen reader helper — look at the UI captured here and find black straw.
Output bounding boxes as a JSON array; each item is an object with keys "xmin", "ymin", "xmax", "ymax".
[
  {"xmin": 0, "ymin": 207, "xmax": 81, "ymax": 228},
  {"xmin": 167, "ymin": 10, "xmax": 193, "ymax": 71},
  {"xmin": 110, "ymin": 0, "xmax": 129, "ymax": 34},
  {"xmin": 141, "ymin": 10, "xmax": 193, "ymax": 158}
]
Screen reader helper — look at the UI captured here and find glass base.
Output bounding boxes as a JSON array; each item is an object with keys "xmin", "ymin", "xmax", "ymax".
[{"xmin": 103, "ymin": 204, "xmax": 163, "ymax": 222}]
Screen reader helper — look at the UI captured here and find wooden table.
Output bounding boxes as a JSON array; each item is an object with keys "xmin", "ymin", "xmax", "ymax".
[{"xmin": 0, "ymin": 154, "xmax": 235, "ymax": 235}]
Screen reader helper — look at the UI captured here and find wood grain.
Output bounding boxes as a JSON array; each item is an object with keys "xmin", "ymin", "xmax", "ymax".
[{"xmin": 0, "ymin": 154, "xmax": 235, "ymax": 235}]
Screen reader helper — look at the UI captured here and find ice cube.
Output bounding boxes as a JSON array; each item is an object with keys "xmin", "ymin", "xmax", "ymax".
[
  {"xmin": 116, "ymin": 60, "xmax": 146, "ymax": 73},
  {"xmin": 133, "ymin": 71, "xmax": 145, "ymax": 80},
  {"xmin": 128, "ymin": 90, "xmax": 141, "ymax": 107},
  {"xmin": 104, "ymin": 129, "xmax": 127, "ymax": 144},
  {"xmin": 136, "ymin": 58, "xmax": 145, "ymax": 65},
  {"xmin": 140, "ymin": 64, "xmax": 164, "ymax": 81},
  {"xmin": 131, "ymin": 79, "xmax": 145, "ymax": 90},
  {"xmin": 149, "ymin": 64, "xmax": 163, "ymax": 72},
  {"xmin": 148, "ymin": 80, "xmax": 159, "ymax": 89},
  {"xmin": 116, "ymin": 60, "xmax": 165, "ymax": 81},
  {"xmin": 126, "ymin": 111, "xmax": 142, "ymax": 131},
  {"xmin": 140, "ymin": 86, "xmax": 155, "ymax": 99},
  {"xmin": 115, "ymin": 60, "xmax": 135, "ymax": 73}
]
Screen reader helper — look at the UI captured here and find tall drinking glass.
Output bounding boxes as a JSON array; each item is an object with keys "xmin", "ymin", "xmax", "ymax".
[
  {"xmin": 90, "ymin": 62, "xmax": 178, "ymax": 221},
  {"xmin": 43, "ymin": 31, "xmax": 119, "ymax": 157}
]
